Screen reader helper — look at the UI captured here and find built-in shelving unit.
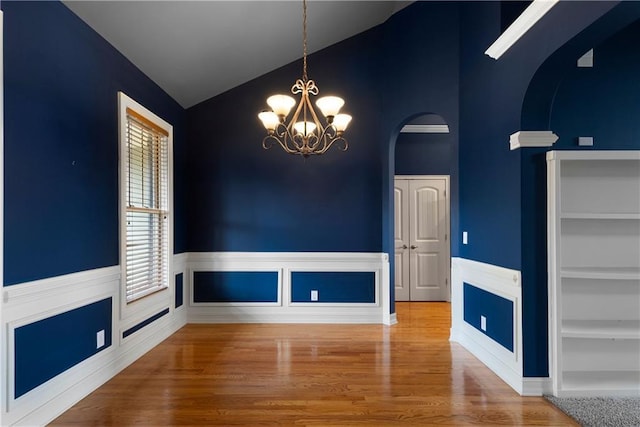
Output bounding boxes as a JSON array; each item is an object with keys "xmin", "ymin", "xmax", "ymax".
[{"xmin": 547, "ymin": 150, "xmax": 640, "ymax": 397}]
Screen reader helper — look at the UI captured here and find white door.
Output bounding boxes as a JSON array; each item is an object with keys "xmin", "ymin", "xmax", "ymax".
[{"xmin": 394, "ymin": 176, "xmax": 450, "ymax": 301}]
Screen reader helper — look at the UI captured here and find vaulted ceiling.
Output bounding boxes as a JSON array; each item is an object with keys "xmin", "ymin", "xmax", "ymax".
[{"xmin": 63, "ymin": 1, "xmax": 412, "ymax": 108}]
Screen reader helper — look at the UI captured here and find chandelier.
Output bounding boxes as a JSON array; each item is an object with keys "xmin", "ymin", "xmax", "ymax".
[{"xmin": 258, "ymin": 0, "xmax": 352, "ymax": 157}]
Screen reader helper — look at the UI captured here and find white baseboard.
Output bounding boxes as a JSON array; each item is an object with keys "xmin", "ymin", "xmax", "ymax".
[{"xmin": 449, "ymin": 257, "xmax": 545, "ymax": 396}]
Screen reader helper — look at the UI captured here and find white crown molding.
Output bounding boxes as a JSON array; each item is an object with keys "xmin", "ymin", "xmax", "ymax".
[
  {"xmin": 400, "ymin": 124, "xmax": 450, "ymax": 134},
  {"xmin": 485, "ymin": 0, "xmax": 560, "ymax": 60},
  {"xmin": 509, "ymin": 130, "xmax": 558, "ymax": 150}
]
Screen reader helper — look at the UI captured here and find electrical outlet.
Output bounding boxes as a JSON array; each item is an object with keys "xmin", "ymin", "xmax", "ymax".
[
  {"xmin": 480, "ymin": 315, "xmax": 487, "ymax": 332},
  {"xmin": 311, "ymin": 290, "xmax": 318, "ymax": 301},
  {"xmin": 96, "ymin": 330, "xmax": 105, "ymax": 349},
  {"xmin": 463, "ymin": 231, "xmax": 468, "ymax": 245}
]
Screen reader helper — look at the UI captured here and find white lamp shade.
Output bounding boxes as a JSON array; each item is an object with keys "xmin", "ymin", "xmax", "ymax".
[
  {"xmin": 316, "ymin": 96, "xmax": 344, "ymax": 117},
  {"xmin": 258, "ymin": 111, "xmax": 280, "ymax": 130},
  {"xmin": 267, "ymin": 94, "xmax": 296, "ymax": 117},
  {"xmin": 333, "ymin": 114, "xmax": 352, "ymax": 132},
  {"xmin": 293, "ymin": 121, "xmax": 317, "ymax": 136}
]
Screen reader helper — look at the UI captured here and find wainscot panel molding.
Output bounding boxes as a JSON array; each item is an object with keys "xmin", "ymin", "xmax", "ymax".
[
  {"xmin": 509, "ymin": 130, "xmax": 559, "ymax": 150},
  {"xmin": 2, "ymin": 258, "xmax": 188, "ymax": 426},
  {"xmin": 450, "ymin": 257, "xmax": 548, "ymax": 396},
  {"xmin": 186, "ymin": 252, "xmax": 392, "ymax": 325}
]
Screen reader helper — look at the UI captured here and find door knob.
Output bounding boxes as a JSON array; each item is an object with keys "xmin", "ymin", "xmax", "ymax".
[
  {"xmin": 402, "ymin": 244, "xmax": 408, "ymax": 249},
  {"xmin": 410, "ymin": 245, "xmax": 417, "ymax": 249}
]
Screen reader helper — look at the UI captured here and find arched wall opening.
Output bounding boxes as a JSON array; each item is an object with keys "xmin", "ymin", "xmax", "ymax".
[{"xmin": 385, "ymin": 112, "xmax": 459, "ymax": 311}]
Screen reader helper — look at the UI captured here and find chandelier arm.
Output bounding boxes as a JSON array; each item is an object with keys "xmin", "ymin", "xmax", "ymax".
[
  {"xmin": 263, "ymin": 123, "xmax": 305, "ymax": 154},
  {"xmin": 263, "ymin": 135, "xmax": 298, "ymax": 155},
  {"xmin": 315, "ymin": 136, "xmax": 349, "ymax": 155},
  {"xmin": 282, "ymin": 127, "xmax": 304, "ymax": 152}
]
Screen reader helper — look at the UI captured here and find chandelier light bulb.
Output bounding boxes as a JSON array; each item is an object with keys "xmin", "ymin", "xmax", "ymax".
[
  {"xmin": 258, "ymin": 111, "xmax": 280, "ymax": 131},
  {"xmin": 267, "ymin": 94, "xmax": 296, "ymax": 117},
  {"xmin": 333, "ymin": 114, "xmax": 352, "ymax": 133},
  {"xmin": 316, "ymin": 96, "xmax": 344, "ymax": 118},
  {"xmin": 293, "ymin": 121, "xmax": 317, "ymax": 136}
]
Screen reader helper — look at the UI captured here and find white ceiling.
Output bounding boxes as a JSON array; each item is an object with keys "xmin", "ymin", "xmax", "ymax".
[{"xmin": 63, "ymin": 1, "xmax": 412, "ymax": 108}]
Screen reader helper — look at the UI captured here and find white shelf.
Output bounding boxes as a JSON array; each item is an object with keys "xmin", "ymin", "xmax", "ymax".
[
  {"xmin": 560, "ymin": 267, "xmax": 640, "ymax": 280},
  {"xmin": 562, "ymin": 320, "xmax": 640, "ymax": 339},
  {"xmin": 561, "ymin": 371, "xmax": 640, "ymax": 397},
  {"xmin": 561, "ymin": 212, "xmax": 640, "ymax": 220}
]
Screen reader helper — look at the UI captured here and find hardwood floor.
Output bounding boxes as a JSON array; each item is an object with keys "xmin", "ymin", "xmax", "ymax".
[{"xmin": 51, "ymin": 303, "xmax": 575, "ymax": 426}]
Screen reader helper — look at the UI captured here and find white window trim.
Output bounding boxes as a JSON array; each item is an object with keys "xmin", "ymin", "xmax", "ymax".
[{"xmin": 118, "ymin": 92, "xmax": 174, "ymax": 321}]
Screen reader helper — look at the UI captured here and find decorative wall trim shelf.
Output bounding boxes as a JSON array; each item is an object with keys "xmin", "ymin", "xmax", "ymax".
[
  {"xmin": 400, "ymin": 124, "xmax": 450, "ymax": 134},
  {"xmin": 509, "ymin": 130, "xmax": 559, "ymax": 150}
]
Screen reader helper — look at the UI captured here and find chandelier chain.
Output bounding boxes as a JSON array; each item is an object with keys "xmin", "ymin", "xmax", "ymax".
[{"xmin": 302, "ymin": 0, "xmax": 308, "ymax": 81}]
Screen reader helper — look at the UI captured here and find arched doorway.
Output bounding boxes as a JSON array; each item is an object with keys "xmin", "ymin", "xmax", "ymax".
[
  {"xmin": 390, "ymin": 113, "xmax": 455, "ymax": 302},
  {"xmin": 386, "ymin": 112, "xmax": 458, "ymax": 301}
]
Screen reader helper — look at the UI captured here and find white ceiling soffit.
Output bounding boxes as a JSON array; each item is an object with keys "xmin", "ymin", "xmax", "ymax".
[
  {"xmin": 63, "ymin": 1, "xmax": 413, "ymax": 108},
  {"xmin": 485, "ymin": 0, "xmax": 559, "ymax": 60}
]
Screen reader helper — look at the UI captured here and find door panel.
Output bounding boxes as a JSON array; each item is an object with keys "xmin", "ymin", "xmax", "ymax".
[
  {"xmin": 395, "ymin": 176, "xmax": 450, "ymax": 301},
  {"xmin": 415, "ymin": 187, "xmax": 439, "ymax": 241},
  {"xmin": 394, "ymin": 180, "xmax": 410, "ymax": 301}
]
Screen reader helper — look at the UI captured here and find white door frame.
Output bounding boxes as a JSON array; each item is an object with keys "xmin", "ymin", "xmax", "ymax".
[{"xmin": 1, "ymin": 9, "xmax": 6, "ymax": 423}]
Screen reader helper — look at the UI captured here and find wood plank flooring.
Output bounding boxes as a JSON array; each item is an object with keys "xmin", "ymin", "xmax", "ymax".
[{"xmin": 50, "ymin": 303, "xmax": 575, "ymax": 426}]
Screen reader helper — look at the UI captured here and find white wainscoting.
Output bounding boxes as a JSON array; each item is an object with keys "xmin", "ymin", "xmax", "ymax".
[
  {"xmin": 1, "ymin": 256, "xmax": 188, "ymax": 427},
  {"xmin": 0, "ymin": 252, "xmax": 391, "ymax": 426},
  {"xmin": 450, "ymin": 257, "xmax": 550, "ymax": 396},
  {"xmin": 187, "ymin": 252, "xmax": 393, "ymax": 325}
]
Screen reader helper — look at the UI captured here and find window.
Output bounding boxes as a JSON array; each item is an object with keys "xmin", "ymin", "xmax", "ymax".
[{"xmin": 119, "ymin": 93, "xmax": 172, "ymax": 304}]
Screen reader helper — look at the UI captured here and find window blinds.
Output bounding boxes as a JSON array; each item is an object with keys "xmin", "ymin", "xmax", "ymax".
[{"xmin": 124, "ymin": 108, "xmax": 169, "ymax": 303}]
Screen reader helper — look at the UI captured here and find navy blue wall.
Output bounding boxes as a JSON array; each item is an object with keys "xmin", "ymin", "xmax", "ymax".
[
  {"xmin": 175, "ymin": 273, "xmax": 184, "ymax": 308},
  {"xmin": 395, "ymin": 132, "xmax": 453, "ymax": 176},
  {"xmin": 3, "ymin": 1, "xmax": 187, "ymax": 286},
  {"xmin": 186, "ymin": 27, "xmax": 383, "ymax": 254},
  {"xmin": 186, "ymin": 3, "xmax": 461, "ymax": 316},
  {"xmin": 193, "ymin": 271, "xmax": 279, "ymax": 303},
  {"xmin": 291, "ymin": 271, "xmax": 375, "ymax": 303},
  {"xmin": 15, "ymin": 298, "xmax": 112, "ymax": 398},
  {"xmin": 463, "ymin": 283, "xmax": 513, "ymax": 352},
  {"xmin": 7, "ymin": 0, "xmax": 640, "ymax": 387}
]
